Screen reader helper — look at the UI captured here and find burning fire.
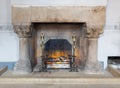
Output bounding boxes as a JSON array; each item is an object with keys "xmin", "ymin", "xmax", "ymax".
[
  {"xmin": 46, "ymin": 51, "xmax": 70, "ymax": 68},
  {"xmin": 48, "ymin": 50, "xmax": 68, "ymax": 59}
]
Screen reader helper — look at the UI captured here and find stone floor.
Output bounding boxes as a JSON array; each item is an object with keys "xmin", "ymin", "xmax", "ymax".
[
  {"xmin": 0, "ymin": 84, "xmax": 120, "ymax": 88},
  {"xmin": 0, "ymin": 70, "xmax": 120, "ymax": 88}
]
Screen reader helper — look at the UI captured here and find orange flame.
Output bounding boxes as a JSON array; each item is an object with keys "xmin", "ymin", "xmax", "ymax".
[{"xmin": 48, "ymin": 50, "xmax": 68, "ymax": 59}]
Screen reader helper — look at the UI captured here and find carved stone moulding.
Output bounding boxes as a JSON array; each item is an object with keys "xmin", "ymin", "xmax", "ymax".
[
  {"xmin": 86, "ymin": 24, "xmax": 104, "ymax": 38},
  {"xmin": 13, "ymin": 24, "xmax": 32, "ymax": 38}
]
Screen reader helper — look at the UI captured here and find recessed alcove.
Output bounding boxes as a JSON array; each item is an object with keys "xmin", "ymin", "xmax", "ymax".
[{"xmin": 32, "ymin": 23, "xmax": 86, "ymax": 70}]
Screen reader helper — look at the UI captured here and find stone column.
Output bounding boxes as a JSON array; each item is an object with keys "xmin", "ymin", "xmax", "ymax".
[
  {"xmin": 13, "ymin": 24, "xmax": 32, "ymax": 73},
  {"xmin": 85, "ymin": 27, "xmax": 103, "ymax": 73}
]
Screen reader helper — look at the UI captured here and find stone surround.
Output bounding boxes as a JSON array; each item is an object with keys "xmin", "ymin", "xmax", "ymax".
[{"xmin": 12, "ymin": 6, "xmax": 106, "ymax": 73}]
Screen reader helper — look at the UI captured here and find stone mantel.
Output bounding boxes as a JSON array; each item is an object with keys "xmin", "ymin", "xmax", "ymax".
[{"xmin": 12, "ymin": 6, "xmax": 106, "ymax": 37}]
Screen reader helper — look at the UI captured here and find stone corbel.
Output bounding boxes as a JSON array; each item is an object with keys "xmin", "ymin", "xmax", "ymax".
[
  {"xmin": 14, "ymin": 24, "xmax": 32, "ymax": 38},
  {"xmin": 85, "ymin": 25, "xmax": 103, "ymax": 38}
]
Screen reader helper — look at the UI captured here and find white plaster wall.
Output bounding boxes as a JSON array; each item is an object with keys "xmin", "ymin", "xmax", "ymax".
[
  {"xmin": 0, "ymin": 31, "xmax": 18, "ymax": 62},
  {"xmin": 0, "ymin": 0, "xmax": 18, "ymax": 62},
  {"xmin": 98, "ymin": 0, "xmax": 120, "ymax": 69},
  {"xmin": 11, "ymin": 0, "xmax": 107, "ymax": 6},
  {"xmin": 0, "ymin": 0, "xmax": 11, "ymax": 24}
]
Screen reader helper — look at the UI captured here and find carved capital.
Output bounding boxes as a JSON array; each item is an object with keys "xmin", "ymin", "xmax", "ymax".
[
  {"xmin": 86, "ymin": 25, "xmax": 103, "ymax": 38},
  {"xmin": 14, "ymin": 25, "xmax": 32, "ymax": 38}
]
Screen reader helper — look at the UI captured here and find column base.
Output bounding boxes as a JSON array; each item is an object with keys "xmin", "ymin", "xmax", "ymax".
[
  {"xmin": 84, "ymin": 61, "xmax": 103, "ymax": 74},
  {"xmin": 14, "ymin": 59, "xmax": 32, "ymax": 74}
]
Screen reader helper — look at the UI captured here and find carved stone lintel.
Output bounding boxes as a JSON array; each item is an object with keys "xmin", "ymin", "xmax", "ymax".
[{"xmin": 14, "ymin": 24, "xmax": 32, "ymax": 38}]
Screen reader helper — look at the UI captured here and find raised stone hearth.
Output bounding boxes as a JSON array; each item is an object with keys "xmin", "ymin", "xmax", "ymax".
[{"xmin": 12, "ymin": 6, "xmax": 106, "ymax": 73}]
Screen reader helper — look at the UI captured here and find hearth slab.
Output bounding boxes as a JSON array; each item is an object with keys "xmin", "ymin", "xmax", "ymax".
[{"xmin": 1, "ymin": 70, "xmax": 113, "ymax": 78}]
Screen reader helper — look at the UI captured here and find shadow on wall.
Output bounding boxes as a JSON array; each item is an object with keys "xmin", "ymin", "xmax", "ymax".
[{"xmin": 0, "ymin": 62, "xmax": 16, "ymax": 70}]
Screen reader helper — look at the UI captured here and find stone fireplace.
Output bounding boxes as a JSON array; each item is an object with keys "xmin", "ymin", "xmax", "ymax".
[{"xmin": 12, "ymin": 6, "xmax": 106, "ymax": 73}]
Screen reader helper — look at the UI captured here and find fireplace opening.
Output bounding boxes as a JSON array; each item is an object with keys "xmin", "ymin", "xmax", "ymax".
[
  {"xmin": 44, "ymin": 39, "xmax": 72, "ymax": 69},
  {"xmin": 32, "ymin": 23, "xmax": 87, "ymax": 72}
]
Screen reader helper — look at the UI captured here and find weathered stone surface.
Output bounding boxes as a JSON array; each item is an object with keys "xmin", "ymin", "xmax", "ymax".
[
  {"xmin": 86, "ymin": 27, "xmax": 102, "ymax": 38},
  {"xmin": 85, "ymin": 38, "xmax": 102, "ymax": 73},
  {"xmin": 14, "ymin": 38, "xmax": 32, "ymax": 73},
  {"xmin": 14, "ymin": 24, "xmax": 32, "ymax": 38},
  {"xmin": 12, "ymin": 6, "xmax": 105, "ymax": 37},
  {"xmin": 30, "ymin": 6, "xmax": 105, "ymax": 23},
  {"xmin": 14, "ymin": 24, "xmax": 32, "ymax": 73},
  {"xmin": 14, "ymin": 59, "xmax": 32, "ymax": 74},
  {"xmin": 12, "ymin": 6, "xmax": 31, "ymax": 23}
]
